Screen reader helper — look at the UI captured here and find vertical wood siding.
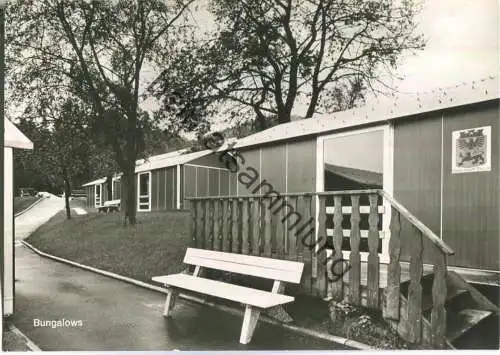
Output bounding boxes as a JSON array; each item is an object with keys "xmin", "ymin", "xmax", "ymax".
[
  {"xmin": 158, "ymin": 169, "xmax": 166, "ymax": 210},
  {"xmin": 102, "ymin": 182, "xmax": 108, "ymax": 203},
  {"xmin": 229, "ymin": 170, "xmax": 238, "ymax": 195},
  {"xmin": 209, "ymin": 169, "xmax": 219, "ymax": 196},
  {"xmin": 394, "ymin": 114, "xmax": 442, "ymax": 263},
  {"xmin": 260, "ymin": 145, "xmax": 286, "ymax": 193},
  {"xmin": 183, "ymin": 165, "xmax": 197, "ymax": 206},
  {"xmin": 87, "ymin": 186, "xmax": 95, "ymax": 208},
  {"xmin": 394, "ymin": 100, "xmax": 499, "ymax": 270},
  {"xmin": 151, "ymin": 170, "xmax": 159, "ymax": 210},
  {"xmin": 196, "ymin": 167, "xmax": 208, "ymax": 197},
  {"xmin": 442, "ymin": 102, "xmax": 499, "ymax": 270},
  {"xmin": 179, "ymin": 166, "xmax": 183, "ymax": 209},
  {"xmin": 220, "ymin": 170, "xmax": 230, "ymax": 195},
  {"xmin": 112, "ymin": 180, "xmax": 121, "ymax": 200},
  {"xmin": 165, "ymin": 167, "xmax": 176, "ymax": 209},
  {"xmin": 236, "ymin": 148, "xmax": 261, "ymax": 195},
  {"xmin": 287, "ymin": 139, "xmax": 317, "ymax": 193}
]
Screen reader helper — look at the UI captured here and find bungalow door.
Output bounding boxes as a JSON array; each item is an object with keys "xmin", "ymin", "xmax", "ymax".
[
  {"xmin": 317, "ymin": 125, "xmax": 394, "ymax": 263},
  {"xmin": 137, "ymin": 172, "xmax": 151, "ymax": 211}
]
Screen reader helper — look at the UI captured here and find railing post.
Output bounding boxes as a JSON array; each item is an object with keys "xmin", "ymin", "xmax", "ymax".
[
  {"xmin": 189, "ymin": 200, "xmax": 197, "ymax": 248},
  {"xmin": 199, "ymin": 200, "xmax": 206, "ymax": 249},
  {"xmin": 383, "ymin": 207, "xmax": 402, "ymax": 320},
  {"xmin": 231, "ymin": 198, "xmax": 239, "ymax": 253},
  {"xmin": 287, "ymin": 196, "xmax": 298, "ymax": 260},
  {"xmin": 205, "ymin": 199, "xmax": 213, "ymax": 250},
  {"xmin": 262, "ymin": 198, "xmax": 272, "ymax": 257},
  {"xmin": 241, "ymin": 198, "xmax": 250, "ymax": 255},
  {"xmin": 349, "ymin": 194, "xmax": 361, "ymax": 305},
  {"xmin": 431, "ymin": 251, "xmax": 447, "ymax": 348},
  {"xmin": 314, "ymin": 195, "xmax": 327, "ymax": 298},
  {"xmin": 222, "ymin": 199, "xmax": 231, "ymax": 252},
  {"xmin": 407, "ymin": 226, "xmax": 423, "ymax": 344},
  {"xmin": 301, "ymin": 194, "xmax": 314, "ymax": 293},
  {"xmin": 330, "ymin": 195, "xmax": 344, "ymax": 301},
  {"xmin": 251, "ymin": 197, "xmax": 260, "ymax": 255},
  {"xmin": 208, "ymin": 199, "xmax": 215, "ymax": 250},
  {"xmin": 367, "ymin": 193, "xmax": 380, "ymax": 308},
  {"xmin": 213, "ymin": 199, "xmax": 221, "ymax": 251},
  {"xmin": 384, "ymin": 206, "xmax": 401, "ymax": 320}
]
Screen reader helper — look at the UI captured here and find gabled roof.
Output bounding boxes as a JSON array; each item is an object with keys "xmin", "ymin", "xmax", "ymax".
[
  {"xmin": 135, "ymin": 149, "xmax": 214, "ymax": 173},
  {"xmin": 4, "ymin": 119, "xmax": 33, "ymax": 150},
  {"xmin": 229, "ymin": 76, "xmax": 499, "ymax": 150}
]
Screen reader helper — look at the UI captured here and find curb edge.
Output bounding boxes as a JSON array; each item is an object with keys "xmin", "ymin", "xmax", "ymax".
[
  {"xmin": 14, "ymin": 196, "xmax": 47, "ymax": 218},
  {"xmin": 10, "ymin": 325, "xmax": 42, "ymax": 352}
]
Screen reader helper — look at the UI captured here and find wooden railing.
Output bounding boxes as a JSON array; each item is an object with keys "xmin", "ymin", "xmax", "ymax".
[
  {"xmin": 379, "ymin": 190, "xmax": 454, "ymax": 347},
  {"xmin": 186, "ymin": 189, "xmax": 454, "ymax": 348}
]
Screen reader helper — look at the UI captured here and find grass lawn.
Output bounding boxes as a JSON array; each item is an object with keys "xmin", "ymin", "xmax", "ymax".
[
  {"xmin": 14, "ymin": 196, "xmax": 42, "ymax": 214},
  {"xmin": 26, "ymin": 205, "xmax": 191, "ymax": 283}
]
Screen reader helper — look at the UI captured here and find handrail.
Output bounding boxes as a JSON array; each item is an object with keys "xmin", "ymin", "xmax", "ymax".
[
  {"xmin": 378, "ymin": 190, "xmax": 454, "ymax": 256},
  {"xmin": 184, "ymin": 189, "xmax": 381, "ymax": 200}
]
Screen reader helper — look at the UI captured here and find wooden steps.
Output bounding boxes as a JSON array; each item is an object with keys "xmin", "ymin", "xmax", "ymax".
[
  {"xmin": 391, "ymin": 270, "xmax": 499, "ymax": 348},
  {"xmin": 446, "ymin": 309, "xmax": 493, "ymax": 342}
]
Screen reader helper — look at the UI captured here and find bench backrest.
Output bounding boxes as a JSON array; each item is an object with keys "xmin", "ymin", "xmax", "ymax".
[{"xmin": 184, "ymin": 248, "xmax": 304, "ymax": 284}]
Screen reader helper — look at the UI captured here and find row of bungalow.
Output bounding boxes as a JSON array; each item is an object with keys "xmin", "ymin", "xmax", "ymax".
[
  {"xmin": 83, "ymin": 77, "xmax": 499, "ymax": 275},
  {"xmin": 83, "ymin": 144, "xmax": 238, "ymax": 212}
]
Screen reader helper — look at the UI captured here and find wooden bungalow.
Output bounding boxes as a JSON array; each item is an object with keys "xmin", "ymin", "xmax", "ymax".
[
  {"xmin": 83, "ymin": 148, "xmax": 234, "ymax": 211},
  {"xmin": 4, "ymin": 118, "xmax": 34, "ymax": 317},
  {"xmin": 188, "ymin": 77, "xmax": 499, "ymax": 347}
]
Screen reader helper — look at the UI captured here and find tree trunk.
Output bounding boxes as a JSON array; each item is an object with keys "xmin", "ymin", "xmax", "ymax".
[
  {"xmin": 63, "ymin": 177, "xmax": 72, "ymax": 220},
  {"xmin": 121, "ymin": 165, "xmax": 136, "ymax": 226},
  {"xmin": 305, "ymin": 88, "xmax": 320, "ymax": 118},
  {"xmin": 106, "ymin": 175, "xmax": 113, "ymax": 199}
]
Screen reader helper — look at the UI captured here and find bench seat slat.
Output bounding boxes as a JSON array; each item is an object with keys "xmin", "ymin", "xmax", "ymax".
[
  {"xmin": 184, "ymin": 248, "xmax": 304, "ymax": 284},
  {"xmin": 152, "ymin": 274, "xmax": 294, "ymax": 309}
]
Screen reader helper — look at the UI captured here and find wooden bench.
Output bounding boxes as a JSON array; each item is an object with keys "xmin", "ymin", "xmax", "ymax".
[
  {"xmin": 152, "ymin": 247, "xmax": 304, "ymax": 344},
  {"xmin": 97, "ymin": 199, "xmax": 120, "ymax": 213}
]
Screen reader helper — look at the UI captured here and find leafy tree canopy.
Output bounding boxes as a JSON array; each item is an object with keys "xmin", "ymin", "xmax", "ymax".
[{"xmin": 151, "ymin": 0, "xmax": 425, "ymax": 131}]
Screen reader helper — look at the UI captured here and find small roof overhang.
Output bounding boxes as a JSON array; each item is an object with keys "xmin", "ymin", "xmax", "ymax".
[
  {"xmin": 4, "ymin": 119, "xmax": 33, "ymax": 150},
  {"xmin": 325, "ymin": 163, "xmax": 382, "ymax": 186},
  {"xmin": 82, "ymin": 177, "xmax": 107, "ymax": 187}
]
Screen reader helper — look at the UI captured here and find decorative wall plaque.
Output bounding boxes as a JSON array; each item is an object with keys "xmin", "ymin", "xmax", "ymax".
[{"xmin": 452, "ymin": 126, "xmax": 491, "ymax": 173}]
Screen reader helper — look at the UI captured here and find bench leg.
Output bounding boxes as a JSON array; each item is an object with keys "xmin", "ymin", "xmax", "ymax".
[
  {"xmin": 163, "ymin": 289, "xmax": 177, "ymax": 317},
  {"xmin": 239, "ymin": 305, "xmax": 260, "ymax": 344}
]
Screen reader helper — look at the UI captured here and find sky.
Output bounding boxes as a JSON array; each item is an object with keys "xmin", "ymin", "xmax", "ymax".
[
  {"xmin": 394, "ymin": 0, "xmax": 499, "ymax": 93},
  {"xmin": 184, "ymin": 0, "xmax": 500, "ymax": 127},
  {"xmin": 9, "ymin": 0, "xmax": 499, "ymax": 130}
]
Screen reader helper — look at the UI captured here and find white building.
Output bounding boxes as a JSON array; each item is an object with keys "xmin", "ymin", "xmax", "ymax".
[{"xmin": 4, "ymin": 118, "xmax": 33, "ymax": 316}]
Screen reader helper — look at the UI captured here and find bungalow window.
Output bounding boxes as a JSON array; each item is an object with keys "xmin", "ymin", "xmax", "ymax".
[{"xmin": 138, "ymin": 172, "xmax": 151, "ymax": 211}]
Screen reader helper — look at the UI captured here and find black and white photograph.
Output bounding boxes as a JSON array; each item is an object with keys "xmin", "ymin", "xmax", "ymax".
[{"xmin": 1, "ymin": 0, "xmax": 498, "ymax": 352}]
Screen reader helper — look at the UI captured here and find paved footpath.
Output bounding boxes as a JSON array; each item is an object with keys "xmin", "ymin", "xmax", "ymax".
[
  {"xmin": 13, "ymin": 198, "xmax": 348, "ymax": 351},
  {"xmin": 15, "ymin": 194, "xmax": 65, "ymax": 240}
]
